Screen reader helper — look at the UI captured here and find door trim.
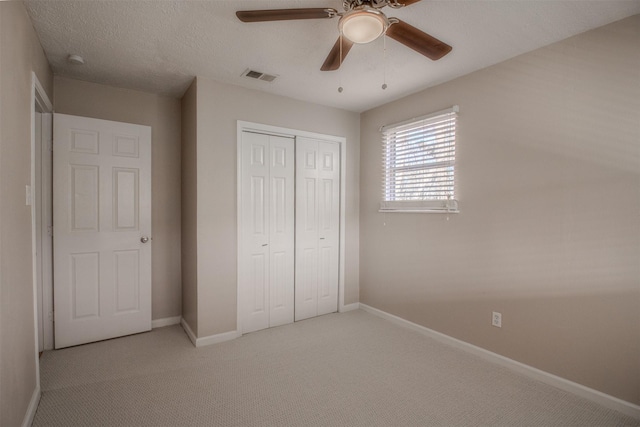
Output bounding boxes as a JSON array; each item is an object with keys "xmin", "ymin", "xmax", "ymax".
[
  {"xmin": 30, "ymin": 72, "xmax": 53, "ymax": 401},
  {"xmin": 236, "ymin": 121, "xmax": 347, "ymax": 335}
]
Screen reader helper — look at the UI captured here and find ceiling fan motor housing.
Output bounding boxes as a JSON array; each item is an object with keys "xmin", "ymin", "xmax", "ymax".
[{"xmin": 343, "ymin": 0, "xmax": 394, "ymax": 11}]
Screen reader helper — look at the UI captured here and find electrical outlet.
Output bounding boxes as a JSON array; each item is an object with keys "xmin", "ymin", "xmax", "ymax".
[{"xmin": 492, "ymin": 311, "xmax": 502, "ymax": 328}]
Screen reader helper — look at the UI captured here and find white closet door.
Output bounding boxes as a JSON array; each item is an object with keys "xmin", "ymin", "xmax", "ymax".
[
  {"xmin": 295, "ymin": 138, "xmax": 319, "ymax": 320},
  {"xmin": 295, "ymin": 137, "xmax": 340, "ymax": 321},
  {"xmin": 240, "ymin": 132, "xmax": 294, "ymax": 333},
  {"xmin": 316, "ymin": 141, "xmax": 340, "ymax": 316},
  {"xmin": 241, "ymin": 132, "xmax": 270, "ymax": 333},
  {"xmin": 268, "ymin": 136, "xmax": 295, "ymax": 327}
]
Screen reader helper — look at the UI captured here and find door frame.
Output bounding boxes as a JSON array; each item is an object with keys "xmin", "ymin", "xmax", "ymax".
[
  {"xmin": 236, "ymin": 121, "xmax": 347, "ymax": 335},
  {"xmin": 30, "ymin": 71, "xmax": 54, "ymax": 357},
  {"xmin": 30, "ymin": 72, "xmax": 53, "ymax": 390}
]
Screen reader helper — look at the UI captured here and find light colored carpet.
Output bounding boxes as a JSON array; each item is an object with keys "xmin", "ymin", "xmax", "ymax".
[{"xmin": 34, "ymin": 310, "xmax": 638, "ymax": 426}]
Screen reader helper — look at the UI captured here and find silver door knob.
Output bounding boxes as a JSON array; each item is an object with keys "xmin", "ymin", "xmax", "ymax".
[{"xmin": 141, "ymin": 236, "xmax": 150, "ymax": 243}]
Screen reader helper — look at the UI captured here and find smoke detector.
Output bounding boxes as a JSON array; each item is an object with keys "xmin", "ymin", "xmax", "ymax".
[{"xmin": 67, "ymin": 54, "xmax": 85, "ymax": 65}]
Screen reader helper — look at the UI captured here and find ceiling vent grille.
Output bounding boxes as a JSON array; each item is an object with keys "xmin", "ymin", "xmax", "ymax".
[{"xmin": 242, "ymin": 68, "xmax": 278, "ymax": 83}]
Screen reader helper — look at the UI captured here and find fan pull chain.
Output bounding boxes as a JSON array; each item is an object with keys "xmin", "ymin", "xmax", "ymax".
[
  {"xmin": 382, "ymin": 34, "xmax": 388, "ymax": 90},
  {"xmin": 338, "ymin": 33, "xmax": 344, "ymax": 93}
]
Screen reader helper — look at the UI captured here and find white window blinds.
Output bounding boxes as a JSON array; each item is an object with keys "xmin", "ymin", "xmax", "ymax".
[{"xmin": 380, "ymin": 106, "xmax": 459, "ymax": 212}]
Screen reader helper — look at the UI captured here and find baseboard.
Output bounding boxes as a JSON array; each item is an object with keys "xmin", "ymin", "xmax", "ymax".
[
  {"xmin": 359, "ymin": 304, "xmax": 640, "ymax": 419},
  {"xmin": 180, "ymin": 318, "xmax": 240, "ymax": 348},
  {"xmin": 180, "ymin": 318, "xmax": 198, "ymax": 346},
  {"xmin": 21, "ymin": 386, "xmax": 40, "ymax": 427},
  {"xmin": 195, "ymin": 330, "xmax": 240, "ymax": 347},
  {"xmin": 151, "ymin": 316, "xmax": 181, "ymax": 329},
  {"xmin": 340, "ymin": 302, "xmax": 360, "ymax": 312}
]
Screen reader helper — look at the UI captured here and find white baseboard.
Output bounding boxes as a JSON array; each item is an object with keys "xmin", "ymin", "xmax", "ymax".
[
  {"xmin": 359, "ymin": 303, "xmax": 640, "ymax": 419},
  {"xmin": 151, "ymin": 316, "xmax": 181, "ymax": 329},
  {"xmin": 340, "ymin": 302, "xmax": 360, "ymax": 312},
  {"xmin": 180, "ymin": 318, "xmax": 240, "ymax": 348},
  {"xmin": 21, "ymin": 386, "xmax": 40, "ymax": 427},
  {"xmin": 180, "ymin": 318, "xmax": 198, "ymax": 346},
  {"xmin": 195, "ymin": 330, "xmax": 240, "ymax": 347}
]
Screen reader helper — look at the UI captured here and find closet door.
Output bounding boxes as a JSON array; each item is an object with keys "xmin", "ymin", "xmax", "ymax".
[
  {"xmin": 295, "ymin": 138, "xmax": 319, "ymax": 320},
  {"xmin": 240, "ymin": 132, "xmax": 294, "ymax": 333},
  {"xmin": 295, "ymin": 137, "xmax": 340, "ymax": 321},
  {"xmin": 268, "ymin": 137, "xmax": 295, "ymax": 327},
  {"xmin": 316, "ymin": 141, "xmax": 340, "ymax": 316}
]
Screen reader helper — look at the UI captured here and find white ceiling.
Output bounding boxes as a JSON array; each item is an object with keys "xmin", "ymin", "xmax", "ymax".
[{"xmin": 24, "ymin": 1, "xmax": 640, "ymax": 113}]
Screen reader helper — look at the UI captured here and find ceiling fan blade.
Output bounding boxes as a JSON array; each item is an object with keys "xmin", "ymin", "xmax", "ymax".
[
  {"xmin": 386, "ymin": 20, "xmax": 452, "ymax": 60},
  {"xmin": 321, "ymin": 36, "xmax": 354, "ymax": 71},
  {"xmin": 236, "ymin": 8, "xmax": 337, "ymax": 23},
  {"xmin": 397, "ymin": 0, "xmax": 422, "ymax": 6}
]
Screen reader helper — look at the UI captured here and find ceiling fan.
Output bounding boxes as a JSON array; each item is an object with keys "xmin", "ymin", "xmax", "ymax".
[{"xmin": 236, "ymin": 0, "xmax": 452, "ymax": 71}]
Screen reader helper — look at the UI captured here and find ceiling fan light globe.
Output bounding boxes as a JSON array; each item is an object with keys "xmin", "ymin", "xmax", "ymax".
[{"xmin": 339, "ymin": 10, "xmax": 388, "ymax": 44}]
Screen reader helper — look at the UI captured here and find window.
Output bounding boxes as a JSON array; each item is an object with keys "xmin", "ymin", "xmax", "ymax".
[{"xmin": 380, "ymin": 105, "xmax": 459, "ymax": 213}]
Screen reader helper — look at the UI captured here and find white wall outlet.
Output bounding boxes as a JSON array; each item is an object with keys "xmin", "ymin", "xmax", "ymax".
[{"xmin": 492, "ymin": 311, "xmax": 502, "ymax": 328}]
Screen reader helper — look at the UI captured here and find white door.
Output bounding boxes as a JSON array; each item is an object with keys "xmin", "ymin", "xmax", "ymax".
[
  {"xmin": 53, "ymin": 114, "xmax": 152, "ymax": 348},
  {"xmin": 295, "ymin": 138, "xmax": 340, "ymax": 321},
  {"xmin": 240, "ymin": 131, "xmax": 294, "ymax": 333}
]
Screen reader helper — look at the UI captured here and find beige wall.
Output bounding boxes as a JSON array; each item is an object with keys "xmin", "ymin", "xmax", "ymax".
[
  {"xmin": 181, "ymin": 79, "xmax": 198, "ymax": 334},
  {"xmin": 0, "ymin": 2, "xmax": 53, "ymax": 425},
  {"xmin": 185, "ymin": 77, "xmax": 360, "ymax": 337},
  {"xmin": 360, "ymin": 15, "xmax": 640, "ymax": 405},
  {"xmin": 54, "ymin": 76, "xmax": 182, "ymax": 321}
]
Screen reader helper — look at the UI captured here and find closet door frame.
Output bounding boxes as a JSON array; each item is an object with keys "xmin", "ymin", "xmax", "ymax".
[{"xmin": 236, "ymin": 121, "xmax": 347, "ymax": 335}]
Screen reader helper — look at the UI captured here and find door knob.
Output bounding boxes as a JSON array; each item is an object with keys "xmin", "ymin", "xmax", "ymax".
[{"xmin": 141, "ymin": 236, "xmax": 150, "ymax": 243}]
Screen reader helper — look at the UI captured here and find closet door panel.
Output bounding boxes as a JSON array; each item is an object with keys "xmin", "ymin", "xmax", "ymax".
[
  {"xmin": 295, "ymin": 138, "xmax": 319, "ymax": 321},
  {"xmin": 241, "ymin": 132, "xmax": 270, "ymax": 333},
  {"xmin": 268, "ymin": 136, "xmax": 294, "ymax": 327},
  {"xmin": 295, "ymin": 138, "xmax": 340, "ymax": 320},
  {"xmin": 317, "ymin": 141, "xmax": 340, "ymax": 316}
]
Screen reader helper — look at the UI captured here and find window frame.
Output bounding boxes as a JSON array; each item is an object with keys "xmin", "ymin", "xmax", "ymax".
[{"xmin": 379, "ymin": 105, "xmax": 459, "ymax": 213}]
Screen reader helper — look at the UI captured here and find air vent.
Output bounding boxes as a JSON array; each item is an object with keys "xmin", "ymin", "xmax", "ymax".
[
  {"xmin": 259, "ymin": 74, "xmax": 277, "ymax": 82},
  {"xmin": 242, "ymin": 68, "xmax": 278, "ymax": 83},
  {"xmin": 245, "ymin": 70, "xmax": 262, "ymax": 79}
]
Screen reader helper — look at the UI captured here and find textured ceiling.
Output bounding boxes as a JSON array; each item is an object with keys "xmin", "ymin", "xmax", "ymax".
[{"xmin": 24, "ymin": 1, "xmax": 640, "ymax": 112}]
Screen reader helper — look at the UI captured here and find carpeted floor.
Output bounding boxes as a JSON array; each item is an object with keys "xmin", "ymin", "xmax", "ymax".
[{"xmin": 34, "ymin": 310, "xmax": 638, "ymax": 426}]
